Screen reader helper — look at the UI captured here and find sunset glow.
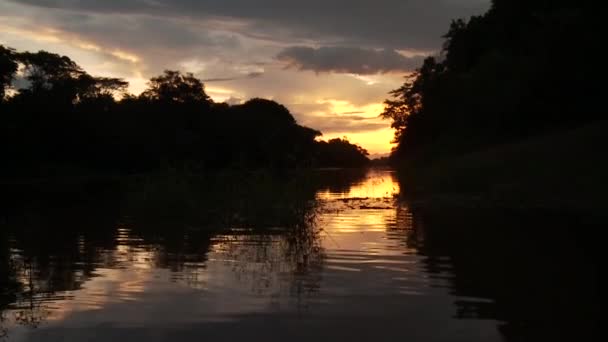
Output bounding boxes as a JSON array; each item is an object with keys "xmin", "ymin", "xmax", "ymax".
[
  {"xmin": 0, "ymin": 0, "xmax": 489, "ymax": 155},
  {"xmin": 2, "ymin": 2, "xmax": 600, "ymax": 341}
]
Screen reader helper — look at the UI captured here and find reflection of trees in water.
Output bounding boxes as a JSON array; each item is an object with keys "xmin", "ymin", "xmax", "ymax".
[
  {"xmin": 0, "ymin": 232, "xmax": 11, "ymax": 340},
  {"xmin": 0, "ymin": 245, "xmax": 55, "ymax": 339},
  {"xmin": 0, "ymin": 318, "xmax": 6, "ymax": 340},
  {"xmin": 0, "ymin": 171, "xmax": 334, "ymax": 333},
  {"xmin": 9, "ymin": 258, "xmax": 52, "ymax": 329},
  {"xmin": 1, "ymin": 224, "xmax": 324, "ymax": 333},
  {"xmin": 123, "ymin": 170, "xmax": 324, "ymax": 230},
  {"xmin": 404, "ymin": 206, "xmax": 601, "ymax": 341},
  {"xmin": 207, "ymin": 216, "xmax": 324, "ymax": 310},
  {"xmin": 0, "ymin": 218, "xmax": 115, "ymax": 337},
  {"xmin": 0, "ymin": 316, "xmax": 7, "ymax": 341},
  {"xmin": 314, "ymin": 168, "xmax": 368, "ymax": 194},
  {"xmin": 284, "ymin": 223, "xmax": 325, "ymax": 309},
  {"xmin": 1, "ymin": 239, "xmax": 12, "ymax": 340}
]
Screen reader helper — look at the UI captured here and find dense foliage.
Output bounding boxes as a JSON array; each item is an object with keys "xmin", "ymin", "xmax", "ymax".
[
  {"xmin": 382, "ymin": 0, "xmax": 600, "ymax": 162},
  {"xmin": 316, "ymin": 138, "xmax": 370, "ymax": 168},
  {"xmin": 0, "ymin": 47, "xmax": 369, "ymax": 178}
]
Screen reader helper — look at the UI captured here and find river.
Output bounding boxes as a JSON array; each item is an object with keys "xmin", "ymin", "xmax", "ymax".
[{"xmin": 0, "ymin": 169, "xmax": 600, "ymax": 341}]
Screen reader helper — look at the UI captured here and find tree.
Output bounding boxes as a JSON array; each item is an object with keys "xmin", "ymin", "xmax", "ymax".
[
  {"xmin": 0, "ymin": 45, "xmax": 18, "ymax": 101},
  {"xmin": 316, "ymin": 138, "xmax": 370, "ymax": 167},
  {"xmin": 381, "ymin": 57, "xmax": 445, "ymax": 157},
  {"xmin": 18, "ymin": 50, "xmax": 84, "ymax": 94},
  {"xmin": 238, "ymin": 98, "xmax": 297, "ymax": 126},
  {"xmin": 141, "ymin": 70, "xmax": 211, "ymax": 105},
  {"xmin": 76, "ymin": 75, "xmax": 128, "ymax": 101},
  {"xmin": 1, "ymin": 45, "xmax": 373, "ymax": 175},
  {"xmin": 381, "ymin": 0, "xmax": 601, "ymax": 163}
]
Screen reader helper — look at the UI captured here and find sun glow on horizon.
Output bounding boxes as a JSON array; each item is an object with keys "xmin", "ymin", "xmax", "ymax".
[
  {"xmin": 305, "ymin": 99, "xmax": 394, "ymax": 155},
  {"xmin": 320, "ymin": 128, "xmax": 395, "ymax": 156},
  {"xmin": 1, "ymin": 19, "xmax": 396, "ymax": 155}
]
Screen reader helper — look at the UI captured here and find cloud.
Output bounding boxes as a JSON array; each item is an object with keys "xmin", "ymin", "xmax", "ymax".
[
  {"xmin": 1, "ymin": 0, "xmax": 490, "ymax": 154},
  {"xmin": 277, "ymin": 46, "xmax": 425, "ymax": 74},
  {"xmin": 287, "ymin": 98, "xmax": 389, "ymax": 135},
  {"xmin": 202, "ymin": 71, "xmax": 264, "ymax": 83},
  {"xmin": 217, "ymin": 66, "xmax": 404, "ymax": 109},
  {"xmin": 302, "ymin": 114, "xmax": 388, "ymax": 134},
  {"xmin": 10, "ymin": 0, "xmax": 491, "ymax": 50},
  {"xmin": 224, "ymin": 96, "xmax": 243, "ymax": 105},
  {"xmin": 2, "ymin": 0, "xmax": 488, "ymax": 84}
]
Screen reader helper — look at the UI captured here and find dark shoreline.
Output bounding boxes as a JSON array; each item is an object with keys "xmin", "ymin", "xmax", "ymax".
[{"xmin": 395, "ymin": 121, "xmax": 608, "ymax": 218}]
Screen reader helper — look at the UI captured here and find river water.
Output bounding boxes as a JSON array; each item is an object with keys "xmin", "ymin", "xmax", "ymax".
[{"xmin": 0, "ymin": 169, "xmax": 600, "ymax": 341}]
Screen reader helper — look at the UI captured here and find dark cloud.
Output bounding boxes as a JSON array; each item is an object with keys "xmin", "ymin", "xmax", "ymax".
[
  {"xmin": 347, "ymin": 116, "xmax": 373, "ymax": 121},
  {"xmin": 202, "ymin": 71, "xmax": 264, "ymax": 83},
  {"xmin": 48, "ymin": 14, "xmax": 241, "ymax": 55},
  {"xmin": 277, "ymin": 46, "xmax": 425, "ymax": 74},
  {"xmin": 301, "ymin": 114, "xmax": 387, "ymax": 134},
  {"xmin": 10, "ymin": 0, "xmax": 491, "ymax": 50}
]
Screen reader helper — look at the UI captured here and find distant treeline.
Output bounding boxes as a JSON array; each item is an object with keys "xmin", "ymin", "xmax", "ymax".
[
  {"xmin": 382, "ymin": 0, "xmax": 601, "ymax": 163},
  {"xmin": 0, "ymin": 46, "xmax": 369, "ymax": 178}
]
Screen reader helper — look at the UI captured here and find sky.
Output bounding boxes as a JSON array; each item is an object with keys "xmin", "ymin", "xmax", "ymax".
[{"xmin": 0, "ymin": 0, "xmax": 490, "ymax": 156}]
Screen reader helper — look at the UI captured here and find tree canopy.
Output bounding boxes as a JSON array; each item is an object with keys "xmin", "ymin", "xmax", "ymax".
[
  {"xmin": 141, "ymin": 70, "xmax": 211, "ymax": 105},
  {"xmin": 0, "ymin": 46, "xmax": 18, "ymax": 101},
  {"xmin": 381, "ymin": 0, "xmax": 601, "ymax": 162},
  {"xmin": 0, "ymin": 45, "xmax": 369, "ymax": 178}
]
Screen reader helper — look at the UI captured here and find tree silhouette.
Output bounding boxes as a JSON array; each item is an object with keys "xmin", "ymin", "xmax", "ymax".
[
  {"xmin": 316, "ymin": 138, "xmax": 370, "ymax": 168},
  {"xmin": 75, "ymin": 75, "xmax": 129, "ymax": 103},
  {"xmin": 18, "ymin": 50, "xmax": 84, "ymax": 95},
  {"xmin": 382, "ymin": 0, "xmax": 601, "ymax": 163},
  {"xmin": 141, "ymin": 70, "xmax": 211, "ymax": 105},
  {"xmin": 0, "ymin": 46, "xmax": 369, "ymax": 177},
  {"xmin": 0, "ymin": 45, "xmax": 18, "ymax": 101}
]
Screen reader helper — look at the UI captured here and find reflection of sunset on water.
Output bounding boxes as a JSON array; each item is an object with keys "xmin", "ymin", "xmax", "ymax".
[
  {"xmin": 316, "ymin": 169, "xmax": 400, "ymax": 200},
  {"xmin": 2, "ymin": 170, "xmax": 417, "ymax": 335},
  {"xmin": 1, "ymin": 169, "xmax": 546, "ymax": 342}
]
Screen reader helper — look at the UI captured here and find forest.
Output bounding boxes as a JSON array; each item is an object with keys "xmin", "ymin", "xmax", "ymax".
[
  {"xmin": 382, "ymin": 0, "xmax": 600, "ymax": 163},
  {"xmin": 0, "ymin": 46, "xmax": 369, "ymax": 179}
]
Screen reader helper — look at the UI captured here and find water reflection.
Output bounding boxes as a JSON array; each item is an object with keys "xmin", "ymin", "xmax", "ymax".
[{"xmin": 0, "ymin": 169, "xmax": 600, "ymax": 341}]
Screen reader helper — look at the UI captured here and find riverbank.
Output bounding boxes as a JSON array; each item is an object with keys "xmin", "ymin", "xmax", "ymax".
[
  {"xmin": 397, "ymin": 121, "xmax": 608, "ymax": 217},
  {"xmin": 0, "ymin": 168, "xmax": 370, "ymax": 232}
]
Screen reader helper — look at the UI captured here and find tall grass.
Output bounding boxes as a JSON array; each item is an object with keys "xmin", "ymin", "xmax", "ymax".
[{"xmin": 122, "ymin": 168, "xmax": 322, "ymax": 231}]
